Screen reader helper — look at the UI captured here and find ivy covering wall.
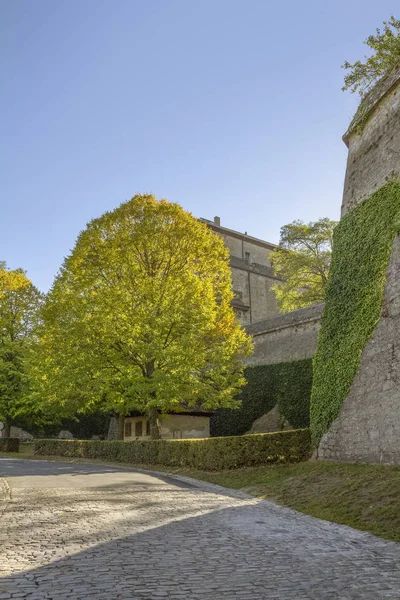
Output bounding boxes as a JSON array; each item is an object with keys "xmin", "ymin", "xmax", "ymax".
[
  {"xmin": 211, "ymin": 359, "xmax": 312, "ymax": 437},
  {"xmin": 311, "ymin": 180, "xmax": 400, "ymax": 446}
]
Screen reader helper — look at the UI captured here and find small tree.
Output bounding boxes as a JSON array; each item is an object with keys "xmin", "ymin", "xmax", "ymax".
[
  {"xmin": 0, "ymin": 267, "xmax": 42, "ymax": 437},
  {"xmin": 342, "ymin": 16, "xmax": 400, "ymax": 97},
  {"xmin": 270, "ymin": 218, "xmax": 337, "ymax": 313},
  {"xmin": 36, "ymin": 195, "xmax": 252, "ymax": 438}
]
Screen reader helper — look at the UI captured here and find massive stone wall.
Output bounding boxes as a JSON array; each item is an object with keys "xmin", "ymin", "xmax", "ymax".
[
  {"xmin": 342, "ymin": 66, "xmax": 400, "ymax": 215},
  {"xmin": 318, "ymin": 70, "xmax": 400, "ymax": 464},
  {"xmin": 246, "ymin": 303, "xmax": 323, "ymax": 367}
]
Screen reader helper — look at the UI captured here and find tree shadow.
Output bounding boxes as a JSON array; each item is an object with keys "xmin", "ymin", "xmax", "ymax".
[{"xmin": 1, "ymin": 501, "xmax": 400, "ymax": 599}]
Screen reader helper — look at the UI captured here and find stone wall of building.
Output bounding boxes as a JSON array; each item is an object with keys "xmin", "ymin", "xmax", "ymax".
[
  {"xmin": 201, "ymin": 217, "xmax": 281, "ymax": 325},
  {"xmin": 124, "ymin": 414, "xmax": 210, "ymax": 441},
  {"xmin": 318, "ymin": 69, "xmax": 400, "ymax": 464},
  {"xmin": 246, "ymin": 303, "xmax": 324, "ymax": 366}
]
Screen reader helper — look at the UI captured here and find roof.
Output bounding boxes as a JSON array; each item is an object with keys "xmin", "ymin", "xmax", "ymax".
[
  {"xmin": 200, "ymin": 218, "xmax": 278, "ymax": 251},
  {"xmin": 127, "ymin": 407, "xmax": 214, "ymax": 418}
]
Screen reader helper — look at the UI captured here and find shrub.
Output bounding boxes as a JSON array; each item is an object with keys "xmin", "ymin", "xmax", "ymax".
[
  {"xmin": 0, "ymin": 438, "xmax": 20, "ymax": 452},
  {"xmin": 34, "ymin": 429, "xmax": 311, "ymax": 471},
  {"xmin": 211, "ymin": 360, "xmax": 312, "ymax": 437}
]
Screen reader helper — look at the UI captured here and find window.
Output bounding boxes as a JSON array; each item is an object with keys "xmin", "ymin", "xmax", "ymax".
[
  {"xmin": 135, "ymin": 421, "xmax": 143, "ymax": 437},
  {"xmin": 172, "ymin": 430, "xmax": 182, "ymax": 439},
  {"xmin": 245, "ymin": 251, "xmax": 251, "ymax": 265},
  {"xmin": 146, "ymin": 420, "xmax": 150, "ymax": 436},
  {"xmin": 124, "ymin": 422, "xmax": 132, "ymax": 437}
]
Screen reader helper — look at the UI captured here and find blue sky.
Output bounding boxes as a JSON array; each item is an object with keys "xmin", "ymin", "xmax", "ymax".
[{"xmin": 1, "ymin": 0, "xmax": 398, "ymax": 291}]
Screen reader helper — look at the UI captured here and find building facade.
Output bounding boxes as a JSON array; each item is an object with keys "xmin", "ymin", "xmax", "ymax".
[
  {"xmin": 123, "ymin": 412, "xmax": 211, "ymax": 441},
  {"xmin": 200, "ymin": 216, "xmax": 281, "ymax": 325}
]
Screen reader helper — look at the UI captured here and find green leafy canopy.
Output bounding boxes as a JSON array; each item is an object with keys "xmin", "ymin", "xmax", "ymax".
[
  {"xmin": 270, "ymin": 218, "xmax": 337, "ymax": 313},
  {"xmin": 342, "ymin": 16, "xmax": 400, "ymax": 97},
  {"xmin": 0, "ymin": 267, "xmax": 43, "ymax": 433},
  {"xmin": 34, "ymin": 195, "xmax": 252, "ymax": 433}
]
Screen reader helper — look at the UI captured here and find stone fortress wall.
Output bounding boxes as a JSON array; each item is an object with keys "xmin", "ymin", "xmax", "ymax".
[
  {"xmin": 319, "ymin": 67, "xmax": 400, "ymax": 464},
  {"xmin": 246, "ymin": 303, "xmax": 323, "ymax": 367}
]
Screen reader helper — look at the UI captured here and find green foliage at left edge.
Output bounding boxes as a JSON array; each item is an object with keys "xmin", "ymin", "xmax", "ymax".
[
  {"xmin": 311, "ymin": 180, "xmax": 400, "ymax": 446},
  {"xmin": 211, "ymin": 359, "xmax": 313, "ymax": 437}
]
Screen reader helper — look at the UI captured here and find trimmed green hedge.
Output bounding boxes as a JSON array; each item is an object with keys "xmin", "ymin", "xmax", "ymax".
[
  {"xmin": 34, "ymin": 429, "xmax": 311, "ymax": 471},
  {"xmin": 211, "ymin": 360, "xmax": 312, "ymax": 437},
  {"xmin": 0, "ymin": 438, "xmax": 20, "ymax": 452},
  {"xmin": 311, "ymin": 180, "xmax": 400, "ymax": 446}
]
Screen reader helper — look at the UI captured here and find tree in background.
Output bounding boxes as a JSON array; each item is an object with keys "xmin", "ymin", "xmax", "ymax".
[
  {"xmin": 0, "ymin": 266, "xmax": 42, "ymax": 437},
  {"xmin": 342, "ymin": 16, "xmax": 400, "ymax": 97},
  {"xmin": 270, "ymin": 218, "xmax": 337, "ymax": 313},
  {"xmin": 35, "ymin": 195, "xmax": 252, "ymax": 439}
]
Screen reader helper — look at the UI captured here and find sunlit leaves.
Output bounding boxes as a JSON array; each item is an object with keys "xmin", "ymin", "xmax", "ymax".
[
  {"xmin": 36, "ymin": 195, "xmax": 252, "ymax": 422},
  {"xmin": 270, "ymin": 218, "xmax": 337, "ymax": 312},
  {"xmin": 342, "ymin": 16, "xmax": 400, "ymax": 97}
]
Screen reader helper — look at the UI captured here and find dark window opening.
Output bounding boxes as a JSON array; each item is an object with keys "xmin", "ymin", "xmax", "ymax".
[
  {"xmin": 124, "ymin": 422, "xmax": 132, "ymax": 437},
  {"xmin": 135, "ymin": 421, "xmax": 143, "ymax": 437},
  {"xmin": 146, "ymin": 420, "xmax": 150, "ymax": 436}
]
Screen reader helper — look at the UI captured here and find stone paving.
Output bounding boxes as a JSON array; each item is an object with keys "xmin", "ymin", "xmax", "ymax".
[{"xmin": 0, "ymin": 459, "xmax": 400, "ymax": 599}]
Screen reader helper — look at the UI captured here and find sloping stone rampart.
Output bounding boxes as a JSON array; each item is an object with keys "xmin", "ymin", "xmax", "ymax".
[{"xmin": 318, "ymin": 70, "xmax": 400, "ymax": 464}]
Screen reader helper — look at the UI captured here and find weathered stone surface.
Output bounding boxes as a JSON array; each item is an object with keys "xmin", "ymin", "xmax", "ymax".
[
  {"xmin": 318, "ymin": 71, "xmax": 400, "ymax": 465},
  {"xmin": 1, "ymin": 459, "xmax": 400, "ymax": 599},
  {"xmin": 342, "ymin": 66, "xmax": 400, "ymax": 216},
  {"xmin": 246, "ymin": 303, "xmax": 323, "ymax": 366},
  {"xmin": 319, "ymin": 233, "xmax": 400, "ymax": 464},
  {"xmin": 201, "ymin": 217, "xmax": 281, "ymax": 325},
  {"xmin": 246, "ymin": 405, "xmax": 292, "ymax": 434}
]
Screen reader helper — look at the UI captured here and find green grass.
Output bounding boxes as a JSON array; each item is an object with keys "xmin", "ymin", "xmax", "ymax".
[
  {"xmin": 1, "ymin": 446, "xmax": 399, "ymax": 543},
  {"xmin": 168, "ymin": 461, "xmax": 400, "ymax": 542}
]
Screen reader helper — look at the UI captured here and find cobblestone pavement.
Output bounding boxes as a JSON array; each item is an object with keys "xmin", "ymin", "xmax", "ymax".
[{"xmin": 0, "ymin": 459, "xmax": 400, "ymax": 600}]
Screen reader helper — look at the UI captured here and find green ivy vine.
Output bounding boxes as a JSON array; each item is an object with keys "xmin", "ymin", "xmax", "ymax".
[
  {"xmin": 311, "ymin": 180, "xmax": 400, "ymax": 446},
  {"xmin": 211, "ymin": 359, "xmax": 313, "ymax": 437}
]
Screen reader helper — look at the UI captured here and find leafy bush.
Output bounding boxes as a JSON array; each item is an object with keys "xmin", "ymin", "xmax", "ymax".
[
  {"xmin": 211, "ymin": 360, "xmax": 312, "ymax": 437},
  {"xmin": 0, "ymin": 438, "xmax": 20, "ymax": 452},
  {"xmin": 34, "ymin": 429, "xmax": 311, "ymax": 471},
  {"xmin": 311, "ymin": 181, "xmax": 400, "ymax": 446}
]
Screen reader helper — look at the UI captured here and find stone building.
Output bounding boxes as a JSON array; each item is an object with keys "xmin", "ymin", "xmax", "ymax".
[
  {"xmin": 123, "ymin": 410, "xmax": 211, "ymax": 441},
  {"xmin": 200, "ymin": 216, "xmax": 281, "ymax": 325}
]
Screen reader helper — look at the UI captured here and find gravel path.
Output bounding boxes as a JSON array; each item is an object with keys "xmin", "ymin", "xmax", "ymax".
[{"xmin": 0, "ymin": 458, "xmax": 399, "ymax": 599}]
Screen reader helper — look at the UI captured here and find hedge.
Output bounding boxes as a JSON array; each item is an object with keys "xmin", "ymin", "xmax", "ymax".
[
  {"xmin": 0, "ymin": 438, "xmax": 20, "ymax": 452},
  {"xmin": 34, "ymin": 429, "xmax": 311, "ymax": 471},
  {"xmin": 311, "ymin": 180, "xmax": 400, "ymax": 446},
  {"xmin": 211, "ymin": 360, "xmax": 312, "ymax": 437}
]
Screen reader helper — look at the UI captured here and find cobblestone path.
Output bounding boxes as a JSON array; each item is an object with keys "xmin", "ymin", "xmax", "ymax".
[{"xmin": 0, "ymin": 459, "xmax": 399, "ymax": 600}]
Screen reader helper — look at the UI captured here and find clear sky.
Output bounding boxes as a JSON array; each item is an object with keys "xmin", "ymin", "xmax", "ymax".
[{"xmin": 1, "ymin": 0, "xmax": 398, "ymax": 291}]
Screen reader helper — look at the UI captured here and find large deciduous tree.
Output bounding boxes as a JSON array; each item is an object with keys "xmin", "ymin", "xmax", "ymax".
[
  {"xmin": 36, "ymin": 195, "xmax": 252, "ymax": 438},
  {"xmin": 270, "ymin": 218, "xmax": 337, "ymax": 313},
  {"xmin": 342, "ymin": 16, "xmax": 400, "ymax": 97},
  {"xmin": 0, "ymin": 267, "xmax": 42, "ymax": 437}
]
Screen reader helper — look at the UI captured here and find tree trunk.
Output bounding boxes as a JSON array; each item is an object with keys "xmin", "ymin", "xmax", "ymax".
[
  {"xmin": 3, "ymin": 418, "xmax": 12, "ymax": 438},
  {"xmin": 117, "ymin": 414, "xmax": 125, "ymax": 441},
  {"xmin": 107, "ymin": 415, "xmax": 118, "ymax": 440},
  {"xmin": 148, "ymin": 407, "xmax": 161, "ymax": 440}
]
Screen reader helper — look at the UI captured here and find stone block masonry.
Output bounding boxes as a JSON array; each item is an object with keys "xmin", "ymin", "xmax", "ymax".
[
  {"xmin": 246, "ymin": 303, "xmax": 323, "ymax": 366},
  {"xmin": 318, "ymin": 69, "xmax": 400, "ymax": 464}
]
